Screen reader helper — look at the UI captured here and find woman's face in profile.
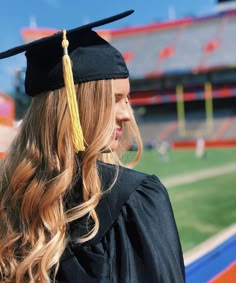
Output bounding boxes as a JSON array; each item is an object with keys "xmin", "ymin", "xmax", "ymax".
[{"xmin": 109, "ymin": 77, "xmax": 131, "ymax": 151}]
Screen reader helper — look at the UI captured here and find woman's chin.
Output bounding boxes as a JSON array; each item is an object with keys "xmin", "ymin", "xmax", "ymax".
[
  {"xmin": 109, "ymin": 139, "xmax": 119, "ymax": 151},
  {"xmin": 101, "ymin": 140, "xmax": 119, "ymax": 153}
]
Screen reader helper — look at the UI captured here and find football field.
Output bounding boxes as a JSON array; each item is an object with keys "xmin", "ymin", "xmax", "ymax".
[{"xmin": 129, "ymin": 148, "xmax": 236, "ymax": 252}]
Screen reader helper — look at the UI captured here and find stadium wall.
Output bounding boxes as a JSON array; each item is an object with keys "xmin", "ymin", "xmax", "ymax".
[{"xmin": 172, "ymin": 139, "xmax": 236, "ymax": 149}]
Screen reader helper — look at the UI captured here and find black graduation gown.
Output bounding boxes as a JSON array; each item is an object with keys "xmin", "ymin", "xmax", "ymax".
[{"xmin": 56, "ymin": 162, "xmax": 185, "ymax": 282}]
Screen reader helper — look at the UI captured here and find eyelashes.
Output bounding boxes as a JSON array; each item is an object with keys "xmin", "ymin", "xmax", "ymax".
[{"xmin": 115, "ymin": 94, "xmax": 130, "ymax": 103}]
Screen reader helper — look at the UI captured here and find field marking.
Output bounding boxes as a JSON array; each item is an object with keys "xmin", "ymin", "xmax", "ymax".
[
  {"xmin": 162, "ymin": 163, "xmax": 236, "ymax": 188},
  {"xmin": 184, "ymin": 223, "xmax": 236, "ymax": 266}
]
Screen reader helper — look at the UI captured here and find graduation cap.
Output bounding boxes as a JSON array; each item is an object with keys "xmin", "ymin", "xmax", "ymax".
[{"xmin": 0, "ymin": 10, "xmax": 134, "ymax": 152}]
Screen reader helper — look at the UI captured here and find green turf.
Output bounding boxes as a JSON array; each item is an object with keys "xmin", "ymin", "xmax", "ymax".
[
  {"xmin": 124, "ymin": 148, "xmax": 236, "ymax": 252},
  {"xmin": 129, "ymin": 148, "xmax": 236, "ymax": 179},
  {"xmin": 168, "ymin": 172, "xmax": 236, "ymax": 252}
]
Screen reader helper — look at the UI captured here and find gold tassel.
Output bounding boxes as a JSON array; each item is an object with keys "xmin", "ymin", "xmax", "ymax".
[{"xmin": 61, "ymin": 30, "xmax": 85, "ymax": 152}]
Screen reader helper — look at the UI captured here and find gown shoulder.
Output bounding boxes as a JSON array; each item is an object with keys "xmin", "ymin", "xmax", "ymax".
[{"xmin": 56, "ymin": 162, "xmax": 185, "ymax": 282}]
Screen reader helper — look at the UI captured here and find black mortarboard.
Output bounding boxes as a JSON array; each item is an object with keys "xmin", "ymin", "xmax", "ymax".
[
  {"xmin": 0, "ymin": 10, "xmax": 133, "ymax": 152},
  {"xmin": 0, "ymin": 10, "xmax": 133, "ymax": 96}
]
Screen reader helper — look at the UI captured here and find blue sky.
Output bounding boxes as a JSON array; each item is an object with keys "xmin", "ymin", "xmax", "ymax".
[{"xmin": 0, "ymin": 0, "xmax": 216, "ymax": 94}]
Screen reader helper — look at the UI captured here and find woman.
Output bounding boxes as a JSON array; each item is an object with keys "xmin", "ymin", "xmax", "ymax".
[{"xmin": 0, "ymin": 11, "xmax": 185, "ymax": 283}]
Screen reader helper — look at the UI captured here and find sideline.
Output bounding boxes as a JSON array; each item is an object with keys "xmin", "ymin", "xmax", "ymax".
[
  {"xmin": 184, "ymin": 223, "xmax": 236, "ymax": 265},
  {"xmin": 162, "ymin": 163, "xmax": 236, "ymax": 188}
]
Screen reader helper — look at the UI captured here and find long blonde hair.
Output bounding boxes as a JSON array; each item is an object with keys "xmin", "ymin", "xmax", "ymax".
[{"xmin": 0, "ymin": 79, "xmax": 142, "ymax": 282}]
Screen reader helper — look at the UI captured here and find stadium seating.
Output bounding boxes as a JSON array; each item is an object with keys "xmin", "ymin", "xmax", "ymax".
[
  {"xmin": 137, "ymin": 108, "xmax": 236, "ymax": 145},
  {"xmin": 111, "ymin": 12, "xmax": 236, "ymax": 77},
  {"xmin": 109, "ymin": 13, "xmax": 236, "ymax": 146}
]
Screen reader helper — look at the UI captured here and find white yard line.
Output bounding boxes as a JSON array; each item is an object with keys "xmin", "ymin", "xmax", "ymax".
[
  {"xmin": 184, "ymin": 223, "xmax": 236, "ymax": 266},
  {"xmin": 162, "ymin": 163, "xmax": 236, "ymax": 188},
  {"xmin": 163, "ymin": 163, "xmax": 236, "ymax": 263}
]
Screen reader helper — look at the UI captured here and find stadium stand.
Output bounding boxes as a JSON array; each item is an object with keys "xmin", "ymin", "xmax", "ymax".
[
  {"xmin": 110, "ymin": 11, "xmax": 236, "ymax": 76},
  {"xmin": 111, "ymin": 25, "xmax": 183, "ymax": 77},
  {"xmin": 137, "ymin": 109, "xmax": 236, "ymax": 145},
  {"xmin": 4, "ymin": 2, "xmax": 236, "ymax": 149},
  {"xmin": 107, "ymin": 9, "xmax": 236, "ymax": 146}
]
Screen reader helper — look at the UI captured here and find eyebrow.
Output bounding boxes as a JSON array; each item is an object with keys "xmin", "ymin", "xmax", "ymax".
[{"xmin": 115, "ymin": 92, "xmax": 130, "ymax": 97}]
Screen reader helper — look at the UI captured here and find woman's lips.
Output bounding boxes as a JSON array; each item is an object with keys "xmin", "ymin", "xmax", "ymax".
[{"xmin": 115, "ymin": 128, "xmax": 122, "ymax": 139}]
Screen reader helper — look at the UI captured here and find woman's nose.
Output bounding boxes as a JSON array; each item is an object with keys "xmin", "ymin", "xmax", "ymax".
[{"xmin": 116, "ymin": 103, "xmax": 131, "ymax": 122}]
